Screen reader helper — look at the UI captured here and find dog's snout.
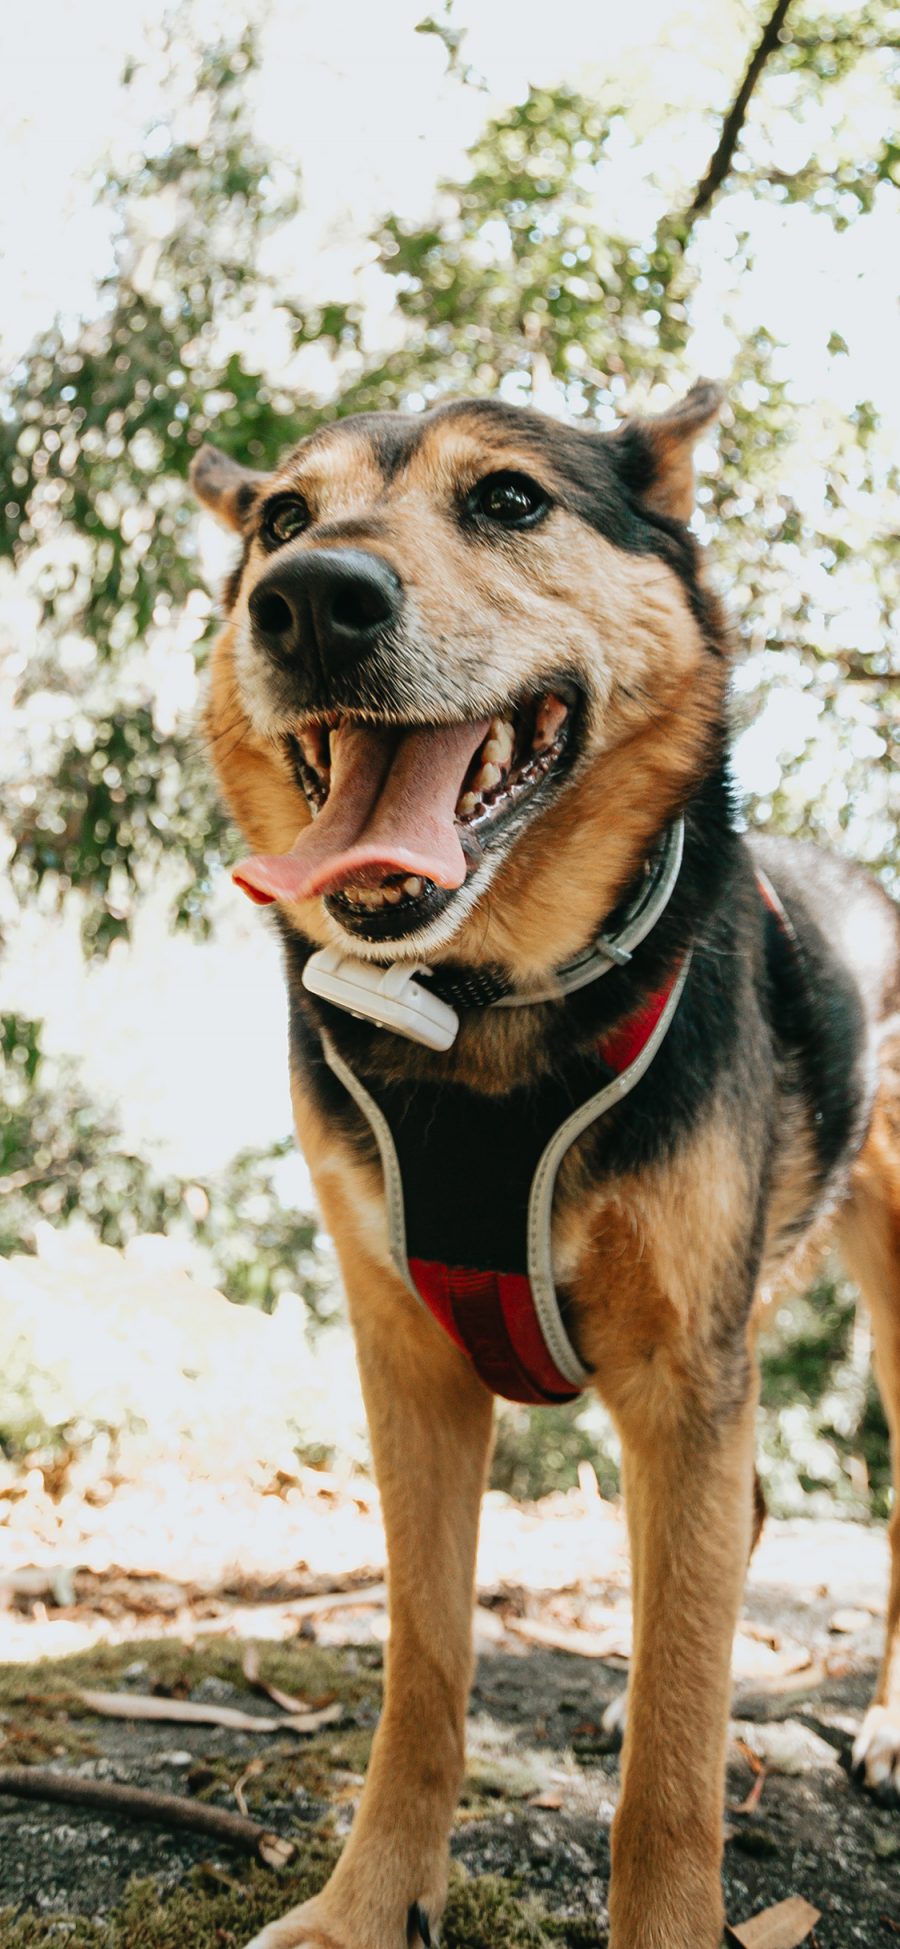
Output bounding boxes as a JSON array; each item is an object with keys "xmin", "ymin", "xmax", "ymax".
[{"xmin": 248, "ymin": 548, "xmax": 403, "ymax": 669}]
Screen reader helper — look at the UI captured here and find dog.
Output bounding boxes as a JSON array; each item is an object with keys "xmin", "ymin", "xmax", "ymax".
[{"xmin": 192, "ymin": 384, "xmax": 900, "ymax": 1949}]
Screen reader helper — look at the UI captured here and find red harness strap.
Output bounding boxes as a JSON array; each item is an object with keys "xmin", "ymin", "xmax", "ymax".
[
  {"xmin": 408, "ymin": 1262, "xmax": 580, "ymax": 1404},
  {"xmin": 408, "ymin": 968, "xmax": 682, "ymax": 1406},
  {"xmin": 594, "ymin": 968, "xmax": 681, "ymax": 1074}
]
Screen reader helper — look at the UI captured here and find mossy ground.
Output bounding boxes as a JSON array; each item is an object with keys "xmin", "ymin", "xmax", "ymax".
[
  {"xmin": 0, "ymin": 1639, "xmax": 604, "ymax": 1949},
  {"xmin": 0, "ymin": 1638, "xmax": 380, "ymax": 1793},
  {"xmin": 0, "ymin": 1863, "xmax": 594, "ymax": 1949},
  {"xmin": 0, "ymin": 1634, "xmax": 898, "ymax": 1947},
  {"xmin": 0, "ymin": 1636, "xmax": 383, "ymax": 1712}
]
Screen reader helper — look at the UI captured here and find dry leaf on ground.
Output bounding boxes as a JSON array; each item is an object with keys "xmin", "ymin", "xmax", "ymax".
[
  {"xmin": 726, "ymin": 1895, "xmax": 822, "ymax": 1948},
  {"xmin": 734, "ymin": 1720, "xmax": 840, "ymax": 1777}
]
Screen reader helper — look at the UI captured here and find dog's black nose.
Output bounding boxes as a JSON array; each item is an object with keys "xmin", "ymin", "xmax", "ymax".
[{"xmin": 248, "ymin": 548, "xmax": 403, "ymax": 669}]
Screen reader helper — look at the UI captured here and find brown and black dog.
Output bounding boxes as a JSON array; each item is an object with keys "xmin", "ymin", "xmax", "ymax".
[{"xmin": 193, "ymin": 386, "xmax": 900, "ymax": 1949}]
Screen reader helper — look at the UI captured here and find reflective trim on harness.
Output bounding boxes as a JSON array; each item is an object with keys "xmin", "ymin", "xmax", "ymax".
[
  {"xmin": 320, "ymin": 952, "xmax": 690, "ymax": 1405},
  {"xmin": 320, "ymin": 1032, "xmax": 418, "ymax": 1300},
  {"xmin": 525, "ymin": 953, "xmax": 691, "ymax": 1393}
]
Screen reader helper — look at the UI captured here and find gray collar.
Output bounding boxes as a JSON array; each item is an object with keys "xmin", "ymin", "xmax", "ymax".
[{"xmin": 302, "ymin": 818, "xmax": 685, "ymax": 1051}]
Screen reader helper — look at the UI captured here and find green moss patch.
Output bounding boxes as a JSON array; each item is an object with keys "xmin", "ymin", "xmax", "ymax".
[
  {"xmin": 444, "ymin": 1867, "xmax": 560, "ymax": 1949},
  {"xmin": 0, "ymin": 1637, "xmax": 380, "ymax": 1715},
  {"xmin": 0, "ymin": 1842, "xmax": 338, "ymax": 1949},
  {"xmin": 0, "ymin": 1637, "xmax": 378, "ymax": 1833},
  {"xmin": 0, "ymin": 1855, "xmax": 605, "ymax": 1949}
]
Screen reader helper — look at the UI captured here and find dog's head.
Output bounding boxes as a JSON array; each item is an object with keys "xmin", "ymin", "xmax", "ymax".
[{"xmin": 194, "ymin": 387, "xmax": 728, "ymax": 979}]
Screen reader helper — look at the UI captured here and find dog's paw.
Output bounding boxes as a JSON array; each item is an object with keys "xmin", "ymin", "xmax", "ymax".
[
  {"xmin": 243, "ymin": 1897, "xmax": 435, "ymax": 1949},
  {"xmin": 602, "ymin": 1688, "xmax": 628, "ymax": 1746},
  {"xmin": 852, "ymin": 1703, "xmax": 900, "ymax": 1803},
  {"xmin": 243, "ymin": 1903, "xmax": 337, "ymax": 1949}
]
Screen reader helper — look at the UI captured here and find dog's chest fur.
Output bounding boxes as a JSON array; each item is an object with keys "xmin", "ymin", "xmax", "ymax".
[{"xmin": 282, "ymin": 830, "xmax": 888, "ymax": 1412}]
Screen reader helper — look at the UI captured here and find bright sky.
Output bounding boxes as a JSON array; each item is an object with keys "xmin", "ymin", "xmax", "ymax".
[
  {"xmin": 1, "ymin": 0, "xmax": 897, "ymax": 1182},
  {"xmin": 4, "ymin": 0, "xmax": 898, "ymax": 403}
]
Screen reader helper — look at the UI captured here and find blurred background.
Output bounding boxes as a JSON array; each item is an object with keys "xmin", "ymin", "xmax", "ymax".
[{"xmin": 1, "ymin": 0, "xmax": 898, "ymax": 1564}]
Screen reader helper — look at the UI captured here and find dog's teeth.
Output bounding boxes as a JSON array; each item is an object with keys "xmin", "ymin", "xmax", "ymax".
[
  {"xmin": 382, "ymin": 886, "xmax": 402, "ymax": 905},
  {"xmin": 457, "ymin": 792, "xmax": 479, "ymax": 818},
  {"xmin": 342, "ymin": 884, "xmax": 389, "ymax": 909},
  {"xmin": 485, "ymin": 719, "xmax": 515, "ymax": 764},
  {"xmin": 403, "ymin": 876, "xmax": 423, "ymax": 897},
  {"xmin": 472, "ymin": 762, "xmax": 502, "ymax": 793},
  {"xmin": 533, "ymin": 694, "xmax": 568, "ymax": 752}
]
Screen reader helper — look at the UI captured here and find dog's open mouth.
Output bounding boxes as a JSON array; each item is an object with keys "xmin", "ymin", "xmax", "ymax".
[{"xmin": 232, "ymin": 688, "xmax": 575, "ymax": 941}]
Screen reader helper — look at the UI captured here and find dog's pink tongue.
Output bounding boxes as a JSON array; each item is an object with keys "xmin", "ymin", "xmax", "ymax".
[{"xmin": 233, "ymin": 717, "xmax": 490, "ymax": 906}]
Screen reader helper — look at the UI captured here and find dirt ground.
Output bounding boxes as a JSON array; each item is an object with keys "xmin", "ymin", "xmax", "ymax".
[{"xmin": 0, "ymin": 1490, "xmax": 898, "ymax": 1947}]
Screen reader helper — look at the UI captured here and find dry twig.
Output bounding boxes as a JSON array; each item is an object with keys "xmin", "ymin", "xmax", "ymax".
[
  {"xmin": 0, "ymin": 1766, "xmax": 295, "ymax": 1867},
  {"xmin": 241, "ymin": 1642, "xmax": 330, "ymax": 1715},
  {"xmin": 505, "ymin": 1615, "xmax": 629, "ymax": 1659},
  {"xmin": 78, "ymin": 1687, "xmax": 342, "ymax": 1735},
  {"xmin": 730, "ymin": 1738, "xmax": 769, "ymax": 1816},
  {"xmin": 232, "ymin": 1756, "xmax": 266, "ymax": 1818},
  {"xmin": 688, "ymin": 0, "xmax": 794, "ymax": 218},
  {"xmin": 282, "ymin": 1581, "xmax": 386, "ymax": 1620}
]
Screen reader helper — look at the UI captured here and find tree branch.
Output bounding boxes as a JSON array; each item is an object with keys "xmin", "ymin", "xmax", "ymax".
[
  {"xmin": 0, "ymin": 1766, "xmax": 295, "ymax": 1867},
  {"xmin": 687, "ymin": 0, "xmax": 795, "ymax": 220}
]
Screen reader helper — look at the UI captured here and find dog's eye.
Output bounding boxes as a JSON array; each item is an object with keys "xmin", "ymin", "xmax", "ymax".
[
  {"xmin": 468, "ymin": 472, "xmax": 549, "ymax": 530},
  {"xmin": 262, "ymin": 496, "xmax": 311, "ymax": 547}
]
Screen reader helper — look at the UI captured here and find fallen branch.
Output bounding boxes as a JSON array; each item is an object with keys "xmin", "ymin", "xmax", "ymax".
[
  {"xmin": 281, "ymin": 1581, "xmax": 386, "ymax": 1620},
  {"xmin": 78, "ymin": 1688, "xmax": 342, "ymax": 1735},
  {"xmin": 0, "ymin": 1766, "xmax": 295, "ymax": 1867},
  {"xmin": 191, "ymin": 1581, "xmax": 389, "ymax": 1641},
  {"xmin": 733, "ymin": 1657, "xmax": 827, "ymax": 1715},
  {"xmin": 687, "ymin": 0, "xmax": 794, "ymax": 219},
  {"xmin": 505, "ymin": 1615, "xmax": 630, "ymax": 1659}
]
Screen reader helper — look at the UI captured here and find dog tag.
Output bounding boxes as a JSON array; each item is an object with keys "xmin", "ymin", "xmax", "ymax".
[{"xmin": 302, "ymin": 948, "xmax": 460, "ymax": 1051}]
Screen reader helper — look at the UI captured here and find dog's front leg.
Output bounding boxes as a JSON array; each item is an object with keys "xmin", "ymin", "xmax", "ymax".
[
  {"xmin": 247, "ymin": 1243, "xmax": 494, "ymax": 1949},
  {"xmin": 606, "ymin": 1359, "xmax": 757, "ymax": 1949}
]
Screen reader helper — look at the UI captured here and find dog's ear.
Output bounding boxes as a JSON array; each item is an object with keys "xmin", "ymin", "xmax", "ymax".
[
  {"xmin": 189, "ymin": 444, "xmax": 269, "ymax": 533},
  {"xmin": 611, "ymin": 380, "xmax": 722, "ymax": 523}
]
